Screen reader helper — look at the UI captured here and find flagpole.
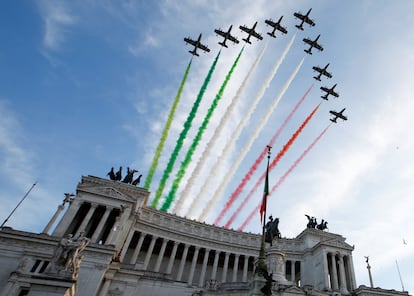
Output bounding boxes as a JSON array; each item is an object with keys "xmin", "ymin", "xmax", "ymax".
[
  {"xmin": 1, "ymin": 182, "xmax": 37, "ymax": 229},
  {"xmin": 261, "ymin": 145, "xmax": 271, "ymax": 245}
]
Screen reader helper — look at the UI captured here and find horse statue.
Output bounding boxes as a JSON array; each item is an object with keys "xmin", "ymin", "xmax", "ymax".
[
  {"xmin": 317, "ymin": 219, "xmax": 328, "ymax": 231},
  {"xmin": 122, "ymin": 167, "xmax": 138, "ymax": 184},
  {"xmin": 265, "ymin": 215, "xmax": 281, "ymax": 245}
]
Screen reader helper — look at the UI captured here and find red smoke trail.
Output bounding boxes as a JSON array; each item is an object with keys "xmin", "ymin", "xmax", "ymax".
[
  {"xmin": 237, "ymin": 124, "xmax": 331, "ymax": 231},
  {"xmin": 213, "ymin": 85, "xmax": 313, "ymax": 225},
  {"xmin": 224, "ymin": 103, "xmax": 321, "ymax": 229}
]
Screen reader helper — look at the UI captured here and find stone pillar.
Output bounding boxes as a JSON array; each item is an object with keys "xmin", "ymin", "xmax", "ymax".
[
  {"xmin": 119, "ymin": 229, "xmax": 136, "ymax": 261},
  {"xmin": 75, "ymin": 203, "xmax": 97, "ymax": 237},
  {"xmin": 242, "ymin": 255, "xmax": 249, "ymax": 282},
  {"xmin": 232, "ymin": 254, "xmax": 240, "ymax": 282},
  {"xmin": 188, "ymin": 247, "xmax": 200, "ymax": 285},
  {"xmin": 166, "ymin": 242, "xmax": 179, "ymax": 274},
  {"xmin": 199, "ymin": 249, "xmax": 210, "ymax": 287},
  {"xmin": 91, "ymin": 206, "xmax": 112, "ymax": 243},
  {"xmin": 42, "ymin": 204, "xmax": 65, "ymax": 234},
  {"xmin": 177, "ymin": 244, "xmax": 189, "ymax": 281},
  {"xmin": 131, "ymin": 233, "xmax": 145, "ymax": 265},
  {"xmin": 291, "ymin": 260, "xmax": 296, "ymax": 283},
  {"xmin": 267, "ymin": 248, "xmax": 288, "ymax": 284},
  {"xmin": 154, "ymin": 239, "xmax": 168, "ymax": 272},
  {"xmin": 221, "ymin": 252, "xmax": 230, "ymax": 283},
  {"xmin": 347, "ymin": 254, "xmax": 357, "ymax": 290},
  {"xmin": 52, "ymin": 198, "xmax": 82, "ymax": 236},
  {"xmin": 338, "ymin": 254, "xmax": 349, "ymax": 295},
  {"xmin": 108, "ymin": 206, "xmax": 132, "ymax": 246},
  {"xmin": 330, "ymin": 253, "xmax": 339, "ymax": 290},
  {"xmin": 143, "ymin": 236, "xmax": 157, "ymax": 270},
  {"xmin": 211, "ymin": 251, "xmax": 220, "ymax": 280}
]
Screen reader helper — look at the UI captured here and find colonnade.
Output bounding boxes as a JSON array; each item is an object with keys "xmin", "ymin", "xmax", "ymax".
[
  {"xmin": 50, "ymin": 200, "xmax": 121, "ymax": 244},
  {"xmin": 285, "ymin": 260, "xmax": 301, "ymax": 284},
  {"xmin": 327, "ymin": 252, "xmax": 355, "ymax": 293},
  {"xmin": 121, "ymin": 231, "xmax": 256, "ymax": 287}
]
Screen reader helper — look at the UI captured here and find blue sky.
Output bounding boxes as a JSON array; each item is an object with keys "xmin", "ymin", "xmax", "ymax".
[{"xmin": 0, "ymin": 0, "xmax": 413, "ymax": 292}]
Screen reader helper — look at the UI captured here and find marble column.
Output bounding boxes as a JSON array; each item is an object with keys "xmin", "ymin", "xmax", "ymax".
[
  {"xmin": 166, "ymin": 242, "xmax": 179, "ymax": 274},
  {"xmin": 143, "ymin": 236, "xmax": 157, "ymax": 270},
  {"xmin": 119, "ymin": 229, "xmax": 136, "ymax": 261},
  {"xmin": 75, "ymin": 203, "xmax": 97, "ymax": 237},
  {"xmin": 232, "ymin": 254, "xmax": 240, "ymax": 282},
  {"xmin": 177, "ymin": 245, "xmax": 190, "ymax": 281},
  {"xmin": 131, "ymin": 233, "xmax": 146, "ymax": 265},
  {"xmin": 291, "ymin": 260, "xmax": 296, "ymax": 283},
  {"xmin": 221, "ymin": 253, "xmax": 230, "ymax": 283},
  {"xmin": 338, "ymin": 254, "xmax": 349, "ymax": 295},
  {"xmin": 154, "ymin": 239, "xmax": 168, "ymax": 272},
  {"xmin": 188, "ymin": 247, "xmax": 200, "ymax": 285},
  {"xmin": 91, "ymin": 206, "xmax": 112, "ymax": 243},
  {"xmin": 347, "ymin": 254, "xmax": 357, "ymax": 290},
  {"xmin": 330, "ymin": 253, "xmax": 339, "ymax": 290},
  {"xmin": 199, "ymin": 249, "xmax": 210, "ymax": 287},
  {"xmin": 52, "ymin": 199, "xmax": 82, "ymax": 236},
  {"xmin": 211, "ymin": 251, "xmax": 220, "ymax": 280},
  {"xmin": 42, "ymin": 204, "xmax": 65, "ymax": 234},
  {"xmin": 242, "ymin": 256, "xmax": 249, "ymax": 282}
]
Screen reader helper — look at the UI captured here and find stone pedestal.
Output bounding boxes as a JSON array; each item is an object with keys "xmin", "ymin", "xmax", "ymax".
[
  {"xmin": 267, "ymin": 246, "xmax": 289, "ymax": 285},
  {"xmin": 249, "ymin": 273, "xmax": 267, "ymax": 296}
]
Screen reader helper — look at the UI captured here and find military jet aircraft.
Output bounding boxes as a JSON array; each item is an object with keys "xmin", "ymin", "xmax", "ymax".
[
  {"xmin": 303, "ymin": 34, "xmax": 323, "ymax": 55},
  {"xmin": 312, "ymin": 63, "xmax": 332, "ymax": 81},
  {"xmin": 214, "ymin": 25, "xmax": 239, "ymax": 48},
  {"xmin": 294, "ymin": 8, "xmax": 315, "ymax": 30},
  {"xmin": 184, "ymin": 33, "xmax": 210, "ymax": 56},
  {"xmin": 320, "ymin": 83, "xmax": 339, "ymax": 100},
  {"xmin": 264, "ymin": 16, "xmax": 288, "ymax": 38},
  {"xmin": 330, "ymin": 108, "xmax": 347, "ymax": 123},
  {"xmin": 239, "ymin": 21, "xmax": 263, "ymax": 44}
]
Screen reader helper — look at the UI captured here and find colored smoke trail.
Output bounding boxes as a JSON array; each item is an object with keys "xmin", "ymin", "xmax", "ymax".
[
  {"xmin": 160, "ymin": 48, "xmax": 244, "ymax": 211},
  {"xmin": 144, "ymin": 60, "xmax": 192, "ymax": 192},
  {"xmin": 270, "ymin": 125, "xmax": 331, "ymax": 196},
  {"xmin": 213, "ymin": 84, "xmax": 313, "ymax": 225},
  {"xmin": 238, "ymin": 124, "xmax": 331, "ymax": 231},
  {"xmin": 187, "ymin": 36, "xmax": 296, "ymax": 220},
  {"xmin": 198, "ymin": 55, "xmax": 304, "ymax": 223},
  {"xmin": 225, "ymin": 103, "xmax": 321, "ymax": 228},
  {"xmin": 173, "ymin": 45, "xmax": 266, "ymax": 215},
  {"xmin": 151, "ymin": 52, "xmax": 220, "ymax": 208}
]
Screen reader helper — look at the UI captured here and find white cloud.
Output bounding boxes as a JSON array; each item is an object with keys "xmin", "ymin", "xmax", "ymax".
[{"xmin": 37, "ymin": 0, "xmax": 77, "ymax": 51}]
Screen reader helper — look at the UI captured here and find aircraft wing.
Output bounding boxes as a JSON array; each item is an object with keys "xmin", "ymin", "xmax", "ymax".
[
  {"xmin": 239, "ymin": 25, "xmax": 249, "ymax": 33},
  {"xmin": 293, "ymin": 12, "xmax": 304, "ymax": 21},
  {"xmin": 304, "ymin": 18, "xmax": 315, "ymax": 26},
  {"xmin": 227, "ymin": 35, "xmax": 239, "ymax": 43},
  {"xmin": 184, "ymin": 37, "xmax": 196, "ymax": 46},
  {"xmin": 279, "ymin": 26, "xmax": 288, "ymax": 34},
  {"xmin": 214, "ymin": 28, "xmax": 225, "ymax": 37},
  {"xmin": 251, "ymin": 31, "xmax": 263, "ymax": 40},
  {"xmin": 198, "ymin": 43, "xmax": 210, "ymax": 52},
  {"xmin": 314, "ymin": 43, "xmax": 323, "ymax": 51}
]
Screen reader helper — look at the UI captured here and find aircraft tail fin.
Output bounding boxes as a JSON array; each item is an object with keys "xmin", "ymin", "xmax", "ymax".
[{"xmin": 218, "ymin": 41, "xmax": 228, "ymax": 48}]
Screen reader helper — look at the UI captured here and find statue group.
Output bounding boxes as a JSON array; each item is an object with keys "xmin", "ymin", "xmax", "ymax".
[
  {"xmin": 265, "ymin": 215, "xmax": 281, "ymax": 245},
  {"xmin": 48, "ymin": 232, "xmax": 90, "ymax": 279},
  {"xmin": 305, "ymin": 214, "xmax": 328, "ymax": 231},
  {"xmin": 107, "ymin": 166, "xmax": 142, "ymax": 186}
]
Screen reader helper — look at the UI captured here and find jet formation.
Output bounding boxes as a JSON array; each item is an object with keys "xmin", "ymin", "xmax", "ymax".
[{"xmin": 183, "ymin": 7, "xmax": 347, "ymax": 123}]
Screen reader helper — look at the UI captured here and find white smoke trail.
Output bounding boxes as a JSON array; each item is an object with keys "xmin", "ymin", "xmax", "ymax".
[
  {"xmin": 172, "ymin": 44, "xmax": 268, "ymax": 215},
  {"xmin": 185, "ymin": 35, "xmax": 296, "ymax": 220},
  {"xmin": 198, "ymin": 56, "xmax": 304, "ymax": 222}
]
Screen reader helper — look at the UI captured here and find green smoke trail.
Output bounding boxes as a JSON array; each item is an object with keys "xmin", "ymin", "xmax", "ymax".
[
  {"xmin": 161, "ymin": 47, "xmax": 244, "ymax": 211},
  {"xmin": 144, "ymin": 60, "xmax": 192, "ymax": 191},
  {"xmin": 151, "ymin": 52, "xmax": 221, "ymax": 208}
]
